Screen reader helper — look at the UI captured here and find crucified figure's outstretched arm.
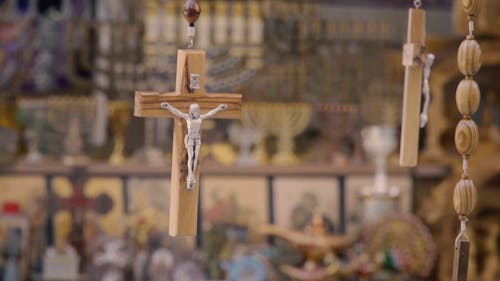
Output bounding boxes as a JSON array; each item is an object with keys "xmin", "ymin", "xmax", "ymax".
[
  {"xmin": 200, "ymin": 104, "xmax": 228, "ymax": 120},
  {"xmin": 160, "ymin": 102, "xmax": 189, "ymax": 119}
]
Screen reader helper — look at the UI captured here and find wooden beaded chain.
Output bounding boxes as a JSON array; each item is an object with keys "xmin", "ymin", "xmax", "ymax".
[{"xmin": 451, "ymin": 0, "xmax": 482, "ymax": 280}]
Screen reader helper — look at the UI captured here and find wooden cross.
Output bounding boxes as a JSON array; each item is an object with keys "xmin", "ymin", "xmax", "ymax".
[
  {"xmin": 134, "ymin": 49, "xmax": 242, "ymax": 236},
  {"xmin": 400, "ymin": 7, "xmax": 427, "ymax": 167},
  {"xmin": 56, "ymin": 168, "xmax": 113, "ymax": 214},
  {"xmin": 51, "ymin": 167, "xmax": 113, "ymax": 264}
]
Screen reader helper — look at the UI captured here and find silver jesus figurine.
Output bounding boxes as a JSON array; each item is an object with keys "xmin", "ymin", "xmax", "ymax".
[{"xmin": 160, "ymin": 102, "xmax": 228, "ymax": 189}]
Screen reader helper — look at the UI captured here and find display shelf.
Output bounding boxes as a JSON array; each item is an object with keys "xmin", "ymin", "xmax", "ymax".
[{"xmin": 0, "ymin": 160, "xmax": 446, "ymax": 178}]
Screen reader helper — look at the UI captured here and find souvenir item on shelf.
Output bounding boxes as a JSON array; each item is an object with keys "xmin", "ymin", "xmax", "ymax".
[
  {"xmin": 224, "ymin": 252, "xmax": 268, "ymax": 281},
  {"xmin": 46, "ymin": 96, "xmax": 98, "ymax": 164},
  {"xmin": 259, "ymin": 212, "xmax": 358, "ymax": 281},
  {"xmin": 42, "ymin": 245, "xmax": 80, "ymax": 280},
  {"xmin": 148, "ymin": 248, "xmax": 175, "ymax": 281},
  {"xmin": 361, "ymin": 126, "xmax": 396, "ymax": 195},
  {"xmin": 28, "ymin": 196, "xmax": 48, "ymax": 276},
  {"xmin": 48, "ymin": 167, "xmax": 114, "ymax": 270},
  {"xmin": 134, "ymin": 0, "xmax": 243, "ymax": 236},
  {"xmin": 0, "ymin": 202, "xmax": 29, "ymax": 281},
  {"xmin": 315, "ymin": 103, "xmax": 361, "ymax": 165},
  {"xmin": 107, "ymin": 100, "xmax": 131, "ymax": 165},
  {"xmin": 240, "ymin": 103, "xmax": 270, "ymax": 164},
  {"xmin": 243, "ymin": 102, "xmax": 311, "ymax": 165},
  {"xmin": 17, "ymin": 98, "xmax": 47, "ymax": 163},
  {"xmin": 2, "ymin": 228, "xmax": 22, "ymax": 281},
  {"xmin": 360, "ymin": 126, "xmax": 400, "ymax": 224},
  {"xmin": 173, "ymin": 258, "xmax": 206, "ymax": 281},
  {"xmin": 202, "ymin": 142, "xmax": 237, "ymax": 165},
  {"xmin": 132, "ymin": 231, "xmax": 171, "ymax": 281},
  {"xmin": 0, "ymin": 103, "xmax": 18, "ymax": 165},
  {"xmin": 228, "ymin": 122, "xmax": 259, "ymax": 166},
  {"xmin": 91, "ymin": 238, "xmax": 135, "ymax": 281},
  {"xmin": 131, "ymin": 118, "xmax": 170, "ymax": 166},
  {"xmin": 364, "ymin": 214, "xmax": 436, "ymax": 278},
  {"xmin": 273, "ymin": 178, "xmax": 339, "ymax": 233}
]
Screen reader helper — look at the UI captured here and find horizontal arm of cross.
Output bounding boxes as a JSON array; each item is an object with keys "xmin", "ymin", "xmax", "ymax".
[{"xmin": 134, "ymin": 91, "xmax": 242, "ymax": 119}]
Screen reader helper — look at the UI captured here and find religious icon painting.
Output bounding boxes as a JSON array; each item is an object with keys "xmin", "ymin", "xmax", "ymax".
[
  {"xmin": 273, "ymin": 177, "xmax": 339, "ymax": 233},
  {"xmin": 344, "ymin": 175, "xmax": 413, "ymax": 230},
  {"xmin": 201, "ymin": 176, "xmax": 269, "ymax": 240}
]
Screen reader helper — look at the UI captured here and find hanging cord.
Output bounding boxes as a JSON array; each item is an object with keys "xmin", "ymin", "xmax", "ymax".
[
  {"xmin": 414, "ymin": 0, "xmax": 422, "ymax": 9},
  {"xmin": 188, "ymin": 24, "xmax": 195, "ymax": 48}
]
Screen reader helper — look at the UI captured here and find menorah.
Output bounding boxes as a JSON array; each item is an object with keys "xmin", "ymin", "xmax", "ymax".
[{"xmin": 243, "ymin": 102, "xmax": 311, "ymax": 165}]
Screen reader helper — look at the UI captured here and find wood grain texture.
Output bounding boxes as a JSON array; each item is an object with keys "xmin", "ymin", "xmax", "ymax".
[
  {"xmin": 406, "ymin": 8, "xmax": 426, "ymax": 45},
  {"xmin": 456, "ymin": 78, "xmax": 480, "ymax": 116},
  {"xmin": 400, "ymin": 8, "xmax": 426, "ymax": 167},
  {"xmin": 462, "ymin": 0, "xmax": 480, "ymax": 16},
  {"xmin": 169, "ymin": 118, "xmax": 200, "ymax": 236},
  {"xmin": 134, "ymin": 91, "xmax": 242, "ymax": 119},
  {"xmin": 453, "ymin": 178, "xmax": 477, "ymax": 216},
  {"xmin": 457, "ymin": 39, "xmax": 482, "ymax": 76},
  {"xmin": 455, "ymin": 119, "xmax": 479, "ymax": 155},
  {"xmin": 176, "ymin": 49, "xmax": 206, "ymax": 95},
  {"xmin": 133, "ymin": 49, "xmax": 243, "ymax": 236}
]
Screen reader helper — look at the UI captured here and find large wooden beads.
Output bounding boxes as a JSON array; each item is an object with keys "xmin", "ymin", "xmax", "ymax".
[
  {"xmin": 456, "ymin": 78, "xmax": 481, "ymax": 116},
  {"xmin": 453, "ymin": 178, "xmax": 477, "ymax": 216},
  {"xmin": 455, "ymin": 119, "xmax": 479, "ymax": 155},
  {"xmin": 457, "ymin": 39, "xmax": 482, "ymax": 76},
  {"xmin": 462, "ymin": 0, "xmax": 480, "ymax": 16},
  {"xmin": 183, "ymin": 0, "xmax": 201, "ymax": 25}
]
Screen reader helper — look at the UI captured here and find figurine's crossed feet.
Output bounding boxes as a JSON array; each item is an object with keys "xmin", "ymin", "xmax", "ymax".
[{"xmin": 187, "ymin": 176, "xmax": 196, "ymax": 190}]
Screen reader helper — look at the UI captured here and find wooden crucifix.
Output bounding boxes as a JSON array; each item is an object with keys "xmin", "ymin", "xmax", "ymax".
[
  {"xmin": 134, "ymin": 0, "xmax": 242, "ymax": 236},
  {"xmin": 399, "ymin": 4, "xmax": 434, "ymax": 167},
  {"xmin": 50, "ymin": 167, "xmax": 113, "ymax": 266}
]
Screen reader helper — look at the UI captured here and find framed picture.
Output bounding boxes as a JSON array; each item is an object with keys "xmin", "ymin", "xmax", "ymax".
[
  {"xmin": 128, "ymin": 178, "xmax": 170, "ymax": 218},
  {"xmin": 200, "ymin": 175, "xmax": 269, "ymax": 279},
  {"xmin": 201, "ymin": 176, "xmax": 269, "ymax": 231},
  {"xmin": 273, "ymin": 177, "xmax": 340, "ymax": 233}
]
